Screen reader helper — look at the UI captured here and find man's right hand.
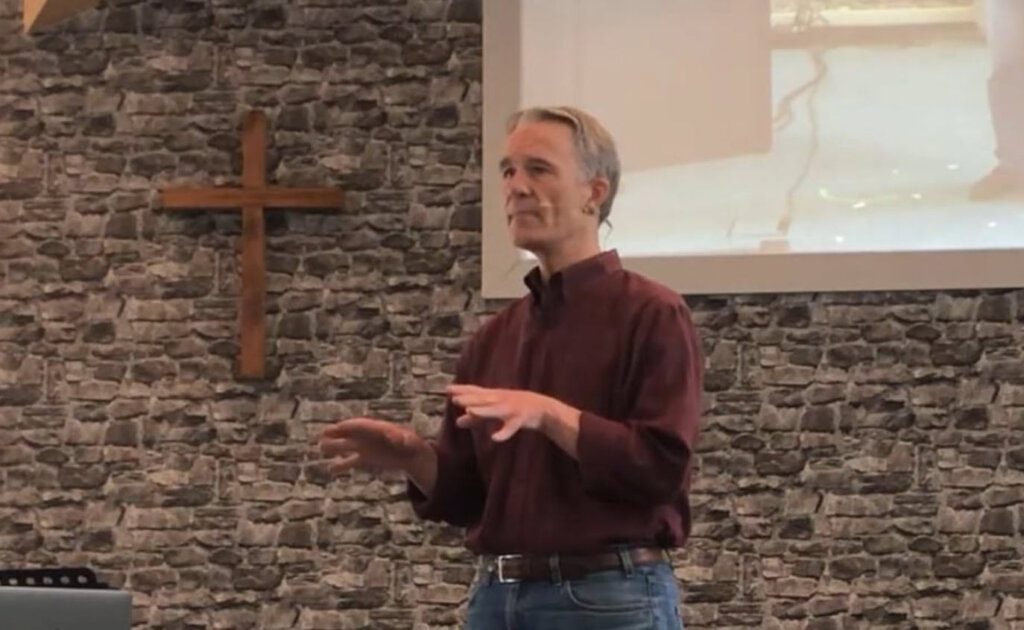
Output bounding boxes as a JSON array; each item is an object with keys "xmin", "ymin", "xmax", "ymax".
[{"xmin": 319, "ymin": 418, "xmax": 437, "ymax": 494}]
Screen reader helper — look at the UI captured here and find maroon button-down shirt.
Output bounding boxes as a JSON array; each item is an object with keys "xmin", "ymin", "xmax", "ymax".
[{"xmin": 409, "ymin": 250, "xmax": 703, "ymax": 555}]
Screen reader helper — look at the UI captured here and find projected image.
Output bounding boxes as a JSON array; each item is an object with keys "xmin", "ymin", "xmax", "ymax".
[{"xmin": 519, "ymin": 0, "xmax": 1024, "ymax": 258}]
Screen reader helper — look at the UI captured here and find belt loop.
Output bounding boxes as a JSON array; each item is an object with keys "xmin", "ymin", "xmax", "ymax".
[
  {"xmin": 482, "ymin": 556, "xmax": 496, "ymax": 584},
  {"xmin": 548, "ymin": 553, "xmax": 563, "ymax": 584},
  {"xmin": 617, "ymin": 546, "xmax": 635, "ymax": 576}
]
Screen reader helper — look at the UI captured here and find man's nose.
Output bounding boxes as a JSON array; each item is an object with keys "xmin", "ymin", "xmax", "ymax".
[{"xmin": 504, "ymin": 171, "xmax": 530, "ymax": 196}]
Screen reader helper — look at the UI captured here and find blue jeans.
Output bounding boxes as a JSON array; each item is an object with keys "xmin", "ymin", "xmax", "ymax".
[{"xmin": 465, "ymin": 560, "xmax": 684, "ymax": 630}]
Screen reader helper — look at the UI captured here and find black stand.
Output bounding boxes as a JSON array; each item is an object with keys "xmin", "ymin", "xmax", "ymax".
[{"xmin": 0, "ymin": 567, "xmax": 110, "ymax": 589}]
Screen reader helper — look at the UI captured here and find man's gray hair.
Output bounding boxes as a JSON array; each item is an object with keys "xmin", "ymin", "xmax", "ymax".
[{"xmin": 506, "ymin": 106, "xmax": 621, "ymax": 224}]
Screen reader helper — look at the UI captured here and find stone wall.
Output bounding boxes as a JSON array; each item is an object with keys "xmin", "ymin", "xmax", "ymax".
[
  {"xmin": 683, "ymin": 291, "xmax": 1024, "ymax": 628},
  {"xmin": 1, "ymin": 1, "xmax": 1023, "ymax": 628}
]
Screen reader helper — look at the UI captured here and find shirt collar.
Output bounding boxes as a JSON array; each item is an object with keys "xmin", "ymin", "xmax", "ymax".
[{"xmin": 523, "ymin": 250, "xmax": 622, "ymax": 305}]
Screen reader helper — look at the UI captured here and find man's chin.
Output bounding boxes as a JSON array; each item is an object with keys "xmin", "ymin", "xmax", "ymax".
[{"xmin": 511, "ymin": 233, "xmax": 546, "ymax": 253}]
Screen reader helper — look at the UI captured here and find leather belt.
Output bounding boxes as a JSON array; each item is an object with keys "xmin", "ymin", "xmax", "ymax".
[{"xmin": 479, "ymin": 547, "xmax": 668, "ymax": 583}]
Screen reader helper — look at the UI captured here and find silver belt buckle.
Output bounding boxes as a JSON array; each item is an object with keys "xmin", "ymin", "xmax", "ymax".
[{"xmin": 495, "ymin": 554, "xmax": 519, "ymax": 583}]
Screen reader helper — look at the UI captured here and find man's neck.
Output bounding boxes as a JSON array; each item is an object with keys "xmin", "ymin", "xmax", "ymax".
[{"xmin": 537, "ymin": 242, "xmax": 602, "ymax": 281}]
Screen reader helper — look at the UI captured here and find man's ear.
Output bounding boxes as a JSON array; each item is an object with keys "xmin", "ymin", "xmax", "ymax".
[{"xmin": 587, "ymin": 177, "xmax": 610, "ymax": 214}]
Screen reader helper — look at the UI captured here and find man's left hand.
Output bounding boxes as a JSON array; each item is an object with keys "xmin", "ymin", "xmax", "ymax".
[{"xmin": 447, "ymin": 384, "xmax": 556, "ymax": 442}]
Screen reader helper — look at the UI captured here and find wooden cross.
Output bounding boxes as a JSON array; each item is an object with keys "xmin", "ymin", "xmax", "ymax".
[
  {"xmin": 23, "ymin": 0, "xmax": 99, "ymax": 33},
  {"xmin": 160, "ymin": 111, "xmax": 343, "ymax": 380}
]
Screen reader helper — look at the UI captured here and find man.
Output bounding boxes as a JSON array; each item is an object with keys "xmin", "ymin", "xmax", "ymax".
[
  {"xmin": 320, "ymin": 106, "xmax": 703, "ymax": 629},
  {"xmin": 970, "ymin": 0, "xmax": 1024, "ymax": 200}
]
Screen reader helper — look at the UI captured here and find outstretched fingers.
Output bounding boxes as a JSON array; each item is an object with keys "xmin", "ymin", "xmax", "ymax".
[
  {"xmin": 489, "ymin": 417, "xmax": 523, "ymax": 442},
  {"xmin": 320, "ymin": 437, "xmax": 355, "ymax": 459},
  {"xmin": 321, "ymin": 418, "xmax": 379, "ymax": 440},
  {"xmin": 329, "ymin": 453, "xmax": 361, "ymax": 474}
]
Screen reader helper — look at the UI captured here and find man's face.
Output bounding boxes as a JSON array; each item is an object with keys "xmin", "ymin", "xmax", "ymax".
[{"xmin": 500, "ymin": 120, "xmax": 601, "ymax": 255}]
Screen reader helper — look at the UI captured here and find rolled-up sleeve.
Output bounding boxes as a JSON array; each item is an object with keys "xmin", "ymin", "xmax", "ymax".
[
  {"xmin": 576, "ymin": 299, "xmax": 703, "ymax": 505},
  {"xmin": 407, "ymin": 347, "xmax": 486, "ymax": 527}
]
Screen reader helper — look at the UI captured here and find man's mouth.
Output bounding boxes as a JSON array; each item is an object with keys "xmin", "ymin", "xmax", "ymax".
[{"xmin": 507, "ymin": 211, "xmax": 541, "ymax": 225}]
